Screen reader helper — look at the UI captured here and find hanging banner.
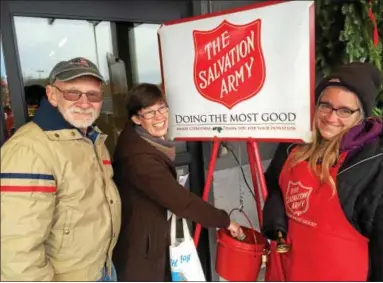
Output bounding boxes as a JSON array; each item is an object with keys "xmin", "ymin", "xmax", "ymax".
[{"xmin": 158, "ymin": 1, "xmax": 315, "ymax": 142}]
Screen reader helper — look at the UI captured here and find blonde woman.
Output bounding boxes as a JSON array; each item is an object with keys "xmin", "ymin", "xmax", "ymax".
[{"xmin": 262, "ymin": 62, "xmax": 383, "ymax": 281}]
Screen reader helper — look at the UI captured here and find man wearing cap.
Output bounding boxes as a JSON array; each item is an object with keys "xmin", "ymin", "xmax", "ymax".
[{"xmin": 0, "ymin": 57, "xmax": 121, "ymax": 281}]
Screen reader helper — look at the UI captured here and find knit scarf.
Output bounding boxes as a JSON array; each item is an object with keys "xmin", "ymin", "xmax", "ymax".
[{"xmin": 135, "ymin": 126, "xmax": 176, "ymax": 162}]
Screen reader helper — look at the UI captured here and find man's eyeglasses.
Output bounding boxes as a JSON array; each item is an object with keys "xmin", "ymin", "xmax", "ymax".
[
  {"xmin": 139, "ymin": 105, "xmax": 169, "ymax": 119},
  {"xmin": 317, "ymin": 102, "xmax": 360, "ymax": 118},
  {"xmin": 53, "ymin": 85, "xmax": 103, "ymax": 103}
]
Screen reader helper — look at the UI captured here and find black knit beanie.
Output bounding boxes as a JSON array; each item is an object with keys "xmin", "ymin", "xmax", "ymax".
[{"xmin": 315, "ymin": 62, "xmax": 382, "ymax": 116}]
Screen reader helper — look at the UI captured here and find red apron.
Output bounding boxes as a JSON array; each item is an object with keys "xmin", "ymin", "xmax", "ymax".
[{"xmin": 267, "ymin": 152, "xmax": 369, "ymax": 281}]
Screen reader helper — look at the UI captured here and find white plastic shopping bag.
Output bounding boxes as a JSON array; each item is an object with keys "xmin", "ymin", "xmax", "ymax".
[{"xmin": 169, "ymin": 214, "xmax": 206, "ymax": 281}]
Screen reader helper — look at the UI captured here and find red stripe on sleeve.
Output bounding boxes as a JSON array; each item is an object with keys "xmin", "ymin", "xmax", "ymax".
[
  {"xmin": 103, "ymin": 160, "xmax": 112, "ymax": 165},
  {"xmin": 0, "ymin": 186, "xmax": 56, "ymax": 193}
]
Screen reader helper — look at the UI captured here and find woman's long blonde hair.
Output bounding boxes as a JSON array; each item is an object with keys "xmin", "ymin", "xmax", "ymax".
[{"xmin": 288, "ymin": 91, "xmax": 364, "ymax": 193}]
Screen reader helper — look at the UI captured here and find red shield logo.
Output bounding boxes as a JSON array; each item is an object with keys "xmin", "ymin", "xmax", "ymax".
[
  {"xmin": 193, "ymin": 19, "xmax": 265, "ymax": 109},
  {"xmin": 285, "ymin": 181, "xmax": 313, "ymax": 216}
]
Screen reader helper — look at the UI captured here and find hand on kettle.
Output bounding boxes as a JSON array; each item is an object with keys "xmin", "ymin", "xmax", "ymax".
[{"xmin": 227, "ymin": 221, "xmax": 244, "ymax": 239}]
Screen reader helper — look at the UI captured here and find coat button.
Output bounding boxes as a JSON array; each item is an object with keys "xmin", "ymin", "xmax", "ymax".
[
  {"xmin": 71, "ymin": 132, "xmax": 76, "ymax": 136},
  {"xmin": 64, "ymin": 229, "xmax": 70, "ymax": 235},
  {"xmin": 54, "ymin": 133, "xmax": 60, "ymax": 138},
  {"xmin": 110, "ymin": 200, "xmax": 114, "ymax": 204}
]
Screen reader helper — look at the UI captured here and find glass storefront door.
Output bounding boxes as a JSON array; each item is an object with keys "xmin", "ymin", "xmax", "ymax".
[
  {"xmin": 12, "ymin": 18, "xmax": 189, "ymax": 163},
  {"xmin": 13, "ymin": 17, "xmax": 114, "ymax": 120}
]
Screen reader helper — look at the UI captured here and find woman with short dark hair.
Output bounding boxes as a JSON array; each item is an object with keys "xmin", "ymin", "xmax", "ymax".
[{"xmin": 112, "ymin": 83, "xmax": 242, "ymax": 281}]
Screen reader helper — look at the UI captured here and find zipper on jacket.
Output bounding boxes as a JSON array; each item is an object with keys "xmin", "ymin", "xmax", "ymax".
[
  {"xmin": 93, "ymin": 136, "xmax": 115, "ymax": 275},
  {"xmin": 338, "ymin": 153, "xmax": 382, "ymax": 176}
]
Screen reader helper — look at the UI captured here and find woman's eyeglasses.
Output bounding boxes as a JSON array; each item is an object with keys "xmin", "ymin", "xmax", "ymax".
[
  {"xmin": 317, "ymin": 102, "xmax": 359, "ymax": 118},
  {"xmin": 139, "ymin": 105, "xmax": 169, "ymax": 119},
  {"xmin": 53, "ymin": 85, "xmax": 103, "ymax": 103}
]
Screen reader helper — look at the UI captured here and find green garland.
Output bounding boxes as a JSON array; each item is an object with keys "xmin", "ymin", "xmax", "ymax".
[{"xmin": 316, "ymin": 0, "xmax": 383, "ymax": 116}]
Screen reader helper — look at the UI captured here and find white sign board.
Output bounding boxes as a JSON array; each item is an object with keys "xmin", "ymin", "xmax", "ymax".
[{"xmin": 158, "ymin": 1, "xmax": 315, "ymax": 142}]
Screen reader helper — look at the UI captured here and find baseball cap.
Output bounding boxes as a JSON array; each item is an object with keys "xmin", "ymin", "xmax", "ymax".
[{"xmin": 48, "ymin": 57, "xmax": 104, "ymax": 85}]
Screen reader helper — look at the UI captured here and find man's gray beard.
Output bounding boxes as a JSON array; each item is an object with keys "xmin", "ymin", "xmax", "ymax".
[{"xmin": 58, "ymin": 104, "xmax": 100, "ymax": 130}]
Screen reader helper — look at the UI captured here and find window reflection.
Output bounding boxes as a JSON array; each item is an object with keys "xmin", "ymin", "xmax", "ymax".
[
  {"xmin": 13, "ymin": 17, "xmax": 113, "ymax": 120},
  {"xmin": 129, "ymin": 23, "xmax": 162, "ymax": 84},
  {"xmin": 13, "ymin": 16, "xmax": 123, "ymax": 154},
  {"xmin": 12, "ymin": 18, "xmax": 188, "ymax": 155},
  {"xmin": 1, "ymin": 43, "xmax": 15, "ymax": 140}
]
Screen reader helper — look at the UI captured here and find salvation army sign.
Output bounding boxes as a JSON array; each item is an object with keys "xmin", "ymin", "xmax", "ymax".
[
  {"xmin": 158, "ymin": 1, "xmax": 315, "ymax": 142},
  {"xmin": 194, "ymin": 19, "xmax": 265, "ymax": 109}
]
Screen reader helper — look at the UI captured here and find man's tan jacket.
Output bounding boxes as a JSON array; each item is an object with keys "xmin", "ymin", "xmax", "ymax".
[{"xmin": 1, "ymin": 101, "xmax": 121, "ymax": 281}]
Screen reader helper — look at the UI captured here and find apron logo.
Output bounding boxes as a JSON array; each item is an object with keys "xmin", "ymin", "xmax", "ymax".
[
  {"xmin": 193, "ymin": 19, "xmax": 266, "ymax": 109},
  {"xmin": 285, "ymin": 181, "xmax": 313, "ymax": 216}
]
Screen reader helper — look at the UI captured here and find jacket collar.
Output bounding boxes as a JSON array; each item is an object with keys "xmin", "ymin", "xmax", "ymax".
[
  {"xmin": 340, "ymin": 133, "xmax": 382, "ymax": 174},
  {"xmin": 340, "ymin": 117, "xmax": 382, "ymax": 153},
  {"xmin": 34, "ymin": 98, "xmax": 75, "ymax": 131},
  {"xmin": 33, "ymin": 98, "xmax": 104, "ymax": 143}
]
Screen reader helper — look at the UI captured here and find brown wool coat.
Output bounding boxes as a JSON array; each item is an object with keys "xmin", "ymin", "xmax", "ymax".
[{"xmin": 112, "ymin": 123, "xmax": 230, "ymax": 281}]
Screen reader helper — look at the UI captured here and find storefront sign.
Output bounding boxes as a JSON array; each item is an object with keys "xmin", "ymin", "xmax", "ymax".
[{"xmin": 158, "ymin": 1, "xmax": 315, "ymax": 142}]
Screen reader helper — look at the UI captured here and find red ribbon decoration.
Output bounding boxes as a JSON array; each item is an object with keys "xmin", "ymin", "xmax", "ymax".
[{"xmin": 368, "ymin": 0, "xmax": 379, "ymax": 47}]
